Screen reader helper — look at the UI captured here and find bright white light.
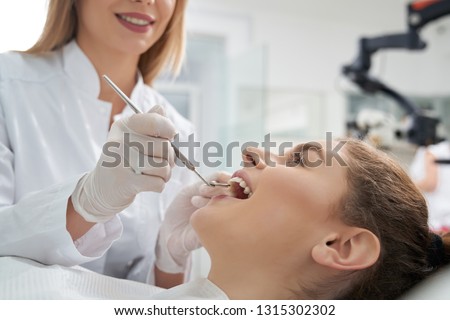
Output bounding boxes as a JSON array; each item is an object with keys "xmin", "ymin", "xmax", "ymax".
[{"xmin": 0, "ymin": 0, "xmax": 48, "ymax": 53}]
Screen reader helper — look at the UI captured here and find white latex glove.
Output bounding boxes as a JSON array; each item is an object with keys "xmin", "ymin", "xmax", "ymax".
[
  {"xmin": 71, "ymin": 105, "xmax": 176, "ymax": 223},
  {"xmin": 155, "ymin": 171, "xmax": 232, "ymax": 273}
]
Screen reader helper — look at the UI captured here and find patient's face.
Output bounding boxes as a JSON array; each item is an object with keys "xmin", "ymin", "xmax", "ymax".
[{"xmin": 191, "ymin": 140, "xmax": 349, "ymax": 265}]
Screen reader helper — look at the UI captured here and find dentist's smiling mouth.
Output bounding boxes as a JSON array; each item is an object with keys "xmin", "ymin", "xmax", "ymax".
[
  {"xmin": 115, "ymin": 12, "xmax": 156, "ymax": 33},
  {"xmin": 116, "ymin": 13, "xmax": 154, "ymax": 26}
]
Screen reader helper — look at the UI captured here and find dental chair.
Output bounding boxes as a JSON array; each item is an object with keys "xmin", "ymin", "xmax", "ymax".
[{"xmin": 402, "ymin": 265, "xmax": 450, "ymax": 299}]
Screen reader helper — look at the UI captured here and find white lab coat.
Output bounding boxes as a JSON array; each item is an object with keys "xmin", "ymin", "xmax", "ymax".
[
  {"xmin": 0, "ymin": 40, "xmax": 195, "ymax": 283},
  {"xmin": 0, "ymin": 256, "xmax": 229, "ymax": 300}
]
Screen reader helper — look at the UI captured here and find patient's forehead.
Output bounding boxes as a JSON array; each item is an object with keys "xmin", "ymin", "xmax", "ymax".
[{"xmin": 280, "ymin": 140, "xmax": 343, "ymax": 153}]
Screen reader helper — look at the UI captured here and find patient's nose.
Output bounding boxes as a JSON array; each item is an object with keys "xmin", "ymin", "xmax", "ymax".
[{"xmin": 241, "ymin": 147, "xmax": 277, "ymax": 169}]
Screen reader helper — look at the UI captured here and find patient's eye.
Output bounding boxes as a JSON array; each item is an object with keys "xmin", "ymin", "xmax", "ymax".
[
  {"xmin": 286, "ymin": 143, "xmax": 323, "ymax": 168},
  {"xmin": 286, "ymin": 150, "xmax": 305, "ymax": 167}
]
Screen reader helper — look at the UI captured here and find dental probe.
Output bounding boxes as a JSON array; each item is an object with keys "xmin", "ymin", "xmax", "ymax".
[{"xmin": 103, "ymin": 75, "xmax": 229, "ymax": 188}]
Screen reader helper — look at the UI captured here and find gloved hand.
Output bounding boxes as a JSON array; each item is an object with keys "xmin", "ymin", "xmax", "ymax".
[
  {"xmin": 155, "ymin": 171, "xmax": 232, "ymax": 273},
  {"xmin": 71, "ymin": 105, "xmax": 176, "ymax": 223}
]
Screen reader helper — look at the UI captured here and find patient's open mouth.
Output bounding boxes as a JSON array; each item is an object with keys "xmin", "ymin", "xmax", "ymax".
[{"xmin": 228, "ymin": 176, "xmax": 253, "ymax": 199}]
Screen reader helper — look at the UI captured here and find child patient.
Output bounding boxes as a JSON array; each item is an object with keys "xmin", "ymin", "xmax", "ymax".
[
  {"xmin": 156, "ymin": 138, "xmax": 450, "ymax": 300},
  {"xmin": 1, "ymin": 139, "xmax": 449, "ymax": 299}
]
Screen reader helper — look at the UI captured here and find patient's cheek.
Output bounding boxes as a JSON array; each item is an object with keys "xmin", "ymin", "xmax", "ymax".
[
  {"xmin": 190, "ymin": 206, "xmax": 213, "ymax": 235},
  {"xmin": 190, "ymin": 209, "xmax": 202, "ymax": 230}
]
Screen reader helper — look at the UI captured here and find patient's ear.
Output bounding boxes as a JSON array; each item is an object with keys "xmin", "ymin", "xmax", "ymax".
[{"xmin": 311, "ymin": 228, "xmax": 380, "ymax": 271}]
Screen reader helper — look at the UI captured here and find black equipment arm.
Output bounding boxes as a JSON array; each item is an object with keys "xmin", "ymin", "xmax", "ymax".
[{"xmin": 343, "ymin": 0, "xmax": 450, "ymax": 146}]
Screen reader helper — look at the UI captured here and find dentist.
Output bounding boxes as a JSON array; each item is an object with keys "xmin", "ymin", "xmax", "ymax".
[{"xmin": 0, "ymin": 0, "xmax": 205, "ymax": 288}]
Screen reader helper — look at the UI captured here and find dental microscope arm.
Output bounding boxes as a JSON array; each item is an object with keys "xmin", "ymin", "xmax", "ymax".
[{"xmin": 343, "ymin": 0, "xmax": 450, "ymax": 146}]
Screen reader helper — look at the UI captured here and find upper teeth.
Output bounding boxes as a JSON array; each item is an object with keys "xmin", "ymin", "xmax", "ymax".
[
  {"xmin": 119, "ymin": 14, "xmax": 150, "ymax": 26},
  {"xmin": 229, "ymin": 176, "xmax": 253, "ymax": 198}
]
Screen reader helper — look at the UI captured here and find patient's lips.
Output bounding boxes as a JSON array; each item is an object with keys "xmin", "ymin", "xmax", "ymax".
[{"xmin": 228, "ymin": 176, "xmax": 253, "ymax": 199}]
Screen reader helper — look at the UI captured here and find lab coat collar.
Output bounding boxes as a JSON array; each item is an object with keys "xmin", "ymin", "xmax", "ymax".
[
  {"xmin": 62, "ymin": 40, "xmax": 149, "ymax": 119},
  {"xmin": 62, "ymin": 40, "xmax": 101, "ymax": 98}
]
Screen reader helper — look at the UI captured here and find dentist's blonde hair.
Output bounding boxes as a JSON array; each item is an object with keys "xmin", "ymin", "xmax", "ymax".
[{"xmin": 26, "ymin": 0, "xmax": 187, "ymax": 84}]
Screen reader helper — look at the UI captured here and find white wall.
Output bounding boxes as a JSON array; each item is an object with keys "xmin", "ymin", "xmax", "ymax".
[
  {"xmin": 188, "ymin": 0, "xmax": 450, "ymax": 93},
  {"xmin": 186, "ymin": 0, "xmax": 450, "ymax": 138},
  {"xmin": 0, "ymin": 0, "xmax": 48, "ymax": 52}
]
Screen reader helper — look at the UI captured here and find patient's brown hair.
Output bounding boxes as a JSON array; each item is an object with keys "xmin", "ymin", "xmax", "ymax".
[{"xmin": 333, "ymin": 139, "xmax": 449, "ymax": 299}]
